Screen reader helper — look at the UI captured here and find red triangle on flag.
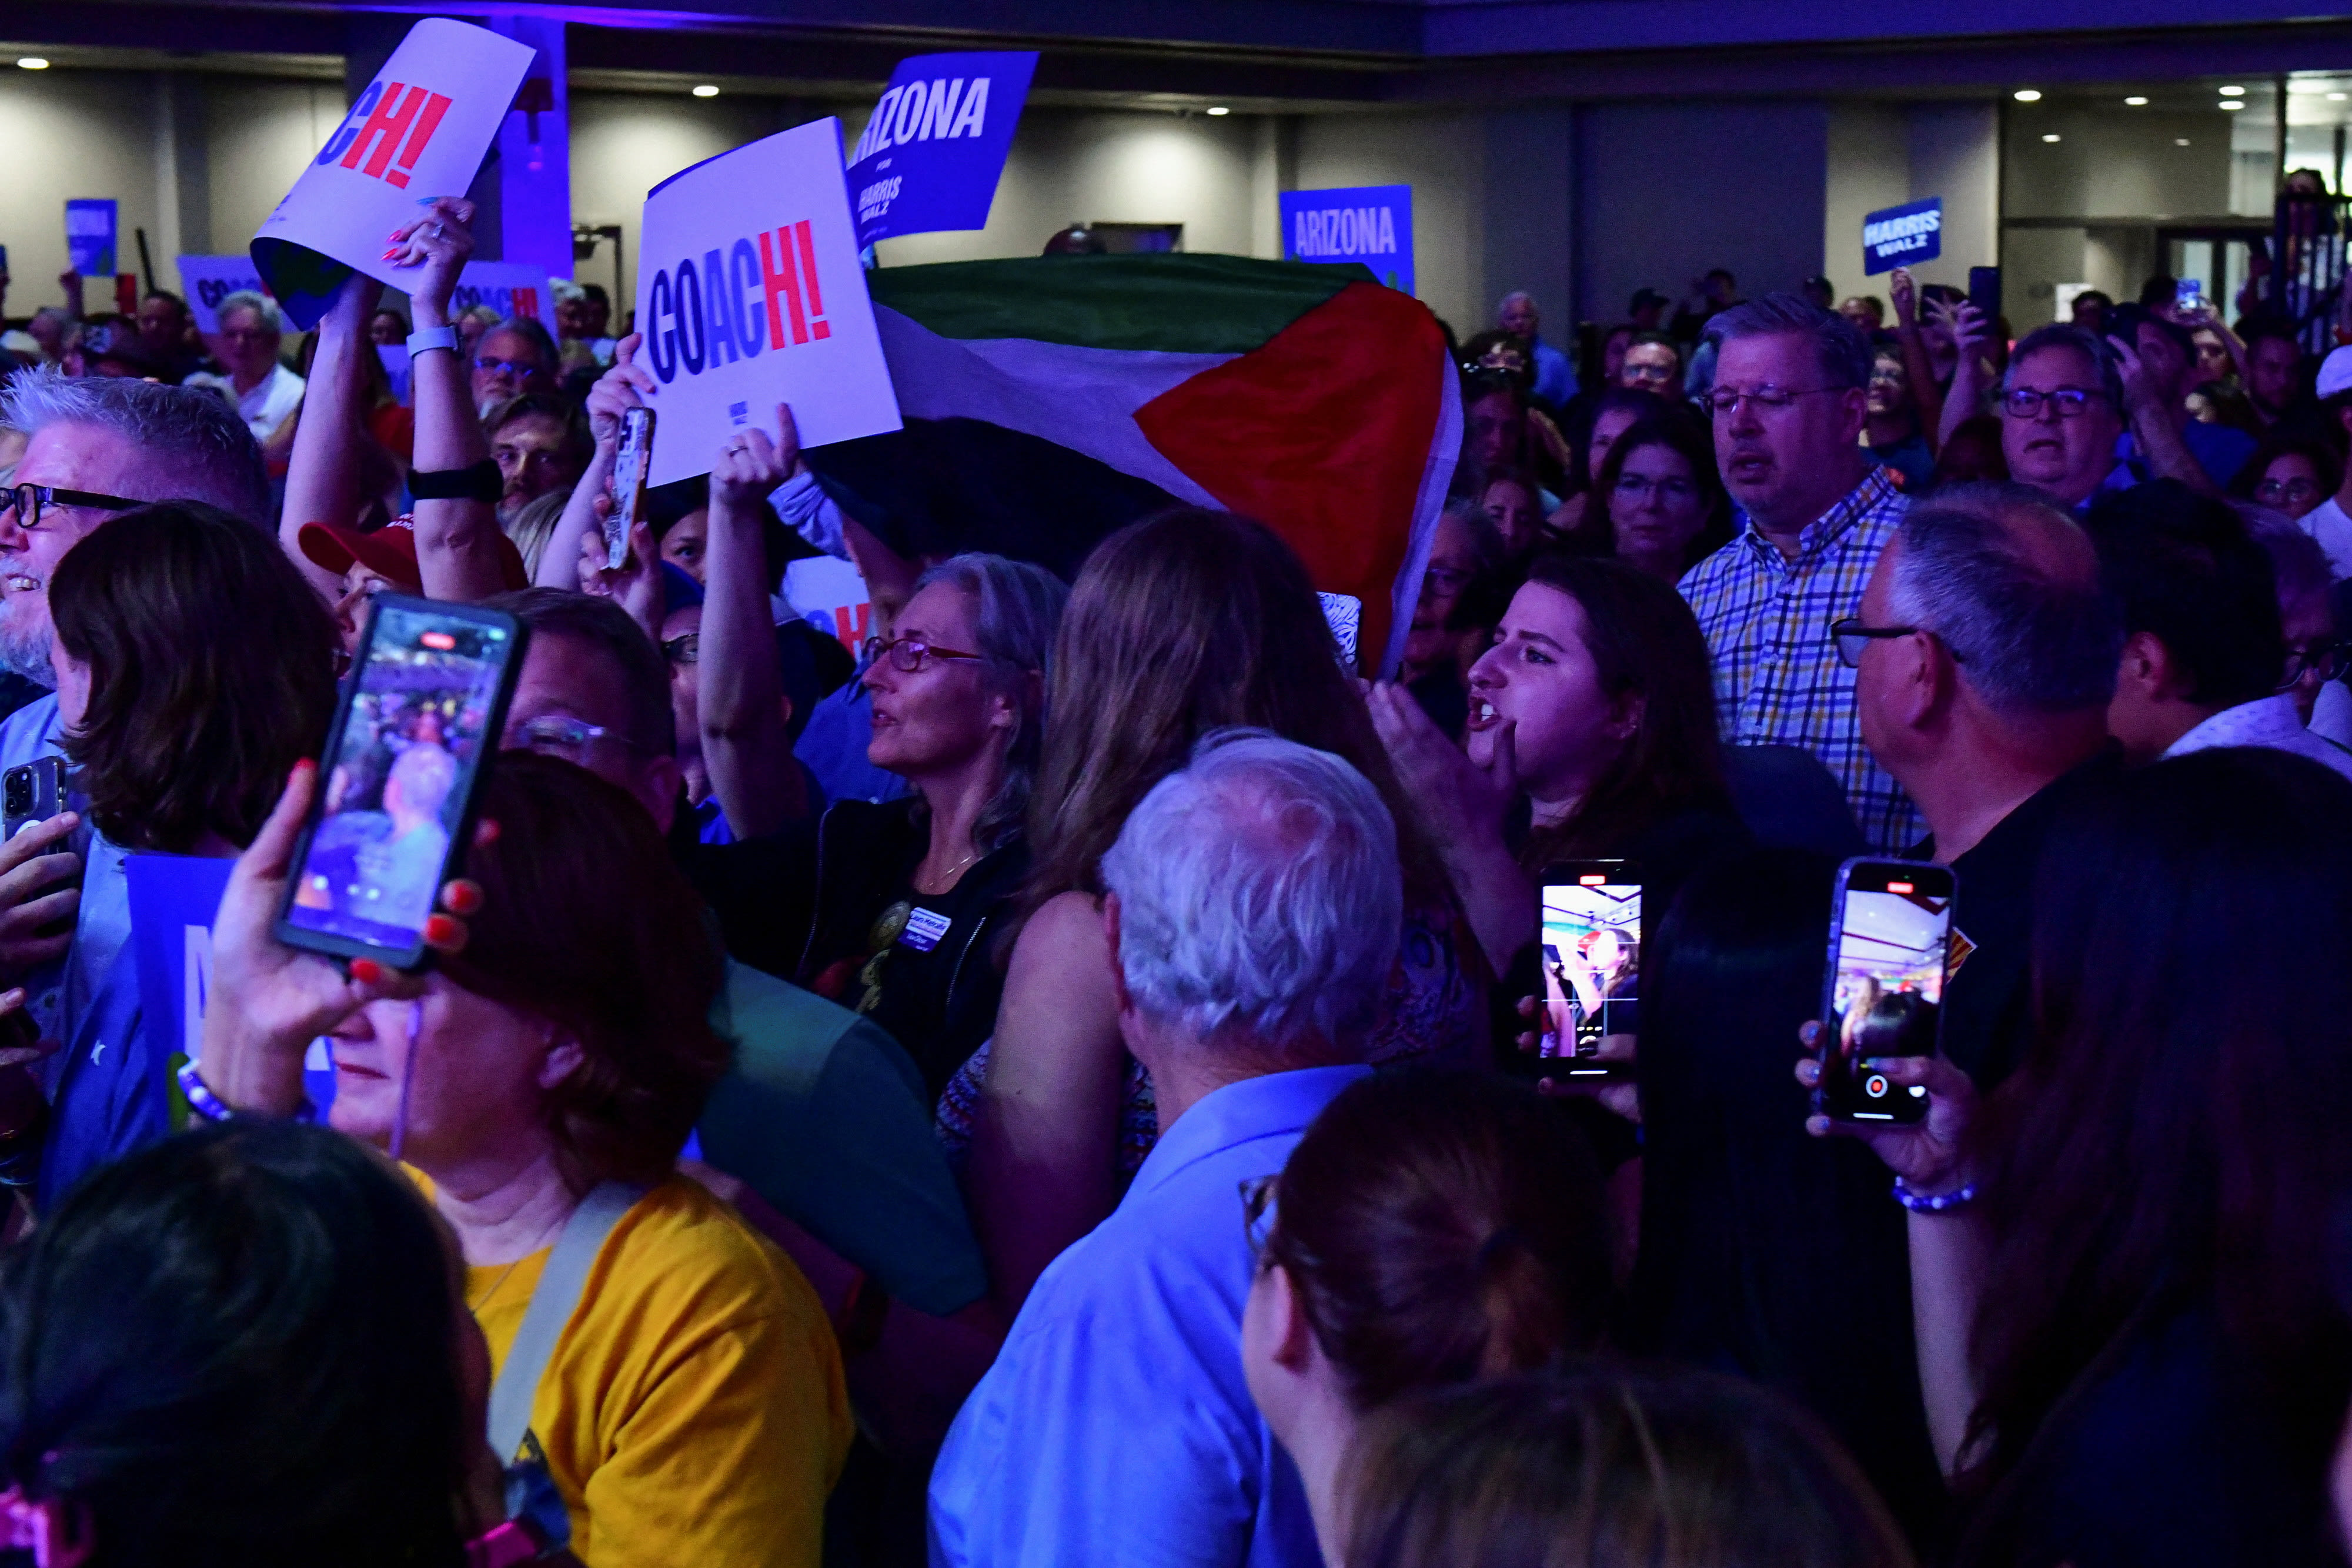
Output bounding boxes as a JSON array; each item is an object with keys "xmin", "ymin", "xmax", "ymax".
[{"xmin": 1135, "ymin": 280, "xmax": 1445, "ymax": 668}]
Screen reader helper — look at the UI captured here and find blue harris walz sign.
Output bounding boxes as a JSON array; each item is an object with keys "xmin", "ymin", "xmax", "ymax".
[
  {"xmin": 1280, "ymin": 185, "xmax": 1414, "ymax": 296},
  {"xmin": 847, "ymin": 51, "xmax": 1038, "ymax": 248},
  {"xmin": 1863, "ymin": 198, "xmax": 1942, "ymax": 276}
]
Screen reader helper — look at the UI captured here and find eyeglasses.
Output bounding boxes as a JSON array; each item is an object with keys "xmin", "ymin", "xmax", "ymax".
[
  {"xmin": 1705, "ymin": 386, "xmax": 1844, "ymax": 417},
  {"xmin": 2256, "ymin": 476, "xmax": 2324, "ymax": 506},
  {"xmin": 860, "ymin": 635, "xmax": 987, "ymax": 674},
  {"xmin": 1829, "ymin": 617, "xmax": 1963, "ymax": 668},
  {"xmin": 1421, "ymin": 563, "xmax": 1475, "ymax": 597},
  {"xmin": 1613, "ymin": 474, "xmax": 1699, "ymax": 504},
  {"xmin": 472, "ymin": 356, "xmax": 544, "ymax": 377},
  {"xmin": 2281, "ymin": 640, "xmax": 2352, "ymax": 687},
  {"xmin": 513, "ymin": 714, "xmax": 648, "ymax": 757},
  {"xmin": 1239, "ymin": 1174, "xmax": 1279, "ymax": 1257},
  {"xmin": 662, "ymin": 631, "xmax": 699, "ymax": 666},
  {"xmin": 0, "ymin": 484, "xmax": 141, "ymax": 530},
  {"xmin": 2001, "ymin": 387, "xmax": 2106, "ymax": 420}
]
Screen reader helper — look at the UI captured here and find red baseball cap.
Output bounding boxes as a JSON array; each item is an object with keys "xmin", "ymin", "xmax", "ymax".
[{"xmin": 298, "ymin": 513, "xmax": 529, "ymax": 593}]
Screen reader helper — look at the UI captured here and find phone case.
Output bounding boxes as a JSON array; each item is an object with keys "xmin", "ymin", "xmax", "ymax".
[
  {"xmin": 607, "ymin": 409, "xmax": 654, "ymax": 571},
  {"xmin": 1815, "ymin": 858, "xmax": 1955, "ymax": 1125}
]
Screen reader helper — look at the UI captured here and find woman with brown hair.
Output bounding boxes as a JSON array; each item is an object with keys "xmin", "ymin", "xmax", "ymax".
[
  {"xmin": 1591, "ymin": 407, "xmax": 1734, "ymax": 582},
  {"xmin": 1335, "ymin": 1362, "xmax": 1916, "ymax": 1568},
  {"xmin": 1368, "ymin": 554, "xmax": 1743, "ymax": 981},
  {"xmin": 1242, "ymin": 1066, "xmax": 1611, "ymax": 1556},
  {"xmin": 195, "ymin": 752, "xmax": 852, "ymax": 1566},
  {"xmin": 0, "ymin": 500, "xmax": 342, "ymax": 1213},
  {"xmin": 954, "ymin": 508, "xmax": 1486, "ymax": 1309}
]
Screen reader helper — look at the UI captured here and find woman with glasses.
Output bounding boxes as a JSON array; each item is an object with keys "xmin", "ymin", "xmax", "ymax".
[
  {"xmin": 1591, "ymin": 406, "xmax": 1733, "ymax": 582},
  {"xmin": 2231, "ymin": 430, "xmax": 2342, "ymax": 524},
  {"xmin": 795, "ymin": 549, "xmax": 1067, "ymax": 1105},
  {"xmin": 1540, "ymin": 386, "xmax": 1672, "ymax": 550},
  {"xmin": 1241, "ymin": 1066, "xmax": 1611, "ymax": 1558}
]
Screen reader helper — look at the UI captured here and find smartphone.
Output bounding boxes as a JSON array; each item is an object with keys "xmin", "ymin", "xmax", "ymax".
[
  {"xmin": 607, "ymin": 405, "xmax": 654, "ymax": 571},
  {"xmin": 1537, "ymin": 861, "xmax": 1641, "ymax": 1065},
  {"xmin": 275, "ymin": 595, "xmax": 527, "ymax": 970},
  {"xmin": 1814, "ymin": 858, "xmax": 1956, "ymax": 1124},
  {"xmin": 2, "ymin": 758, "xmax": 64, "ymax": 844},
  {"xmin": 1967, "ymin": 266, "xmax": 2002, "ymax": 319},
  {"xmin": 2176, "ymin": 278, "xmax": 2204, "ymax": 315}
]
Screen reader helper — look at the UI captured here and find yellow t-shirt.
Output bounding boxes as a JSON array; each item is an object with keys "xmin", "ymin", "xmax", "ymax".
[{"xmin": 455, "ymin": 1174, "xmax": 851, "ymax": 1568}]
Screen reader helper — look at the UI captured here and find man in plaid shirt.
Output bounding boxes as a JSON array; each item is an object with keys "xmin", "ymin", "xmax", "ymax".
[{"xmin": 1679, "ymin": 295, "xmax": 1925, "ymax": 850}]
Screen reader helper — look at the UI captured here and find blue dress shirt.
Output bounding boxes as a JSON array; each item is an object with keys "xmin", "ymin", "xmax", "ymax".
[{"xmin": 929, "ymin": 1064, "xmax": 1372, "ymax": 1568}]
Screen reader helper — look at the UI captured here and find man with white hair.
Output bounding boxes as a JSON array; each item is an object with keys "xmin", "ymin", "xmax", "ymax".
[
  {"xmin": 1498, "ymin": 289, "xmax": 1576, "ymax": 408},
  {"xmin": 185, "ymin": 290, "xmax": 305, "ymax": 446},
  {"xmin": 0, "ymin": 370, "xmax": 268, "ymax": 1010},
  {"xmin": 930, "ymin": 730, "xmax": 1403, "ymax": 1568}
]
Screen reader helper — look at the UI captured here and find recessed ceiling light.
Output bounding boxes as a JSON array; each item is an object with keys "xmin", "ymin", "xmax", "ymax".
[
  {"xmin": 2220, "ymin": 85, "xmax": 2246, "ymax": 96},
  {"xmin": 690, "ymin": 83, "xmax": 719, "ymax": 98},
  {"xmin": 15, "ymin": 57, "xmax": 48, "ymax": 70},
  {"xmin": 2333, "ymin": 93, "xmax": 2348, "ymax": 102},
  {"xmin": 2013, "ymin": 89, "xmax": 2042, "ymax": 102},
  {"xmin": 2042, "ymin": 133, "xmax": 2062, "ymax": 143},
  {"xmin": 1205, "ymin": 105, "xmax": 1230, "ymax": 116},
  {"xmin": 2125, "ymin": 96, "xmax": 2150, "ymax": 106},
  {"xmin": 2177, "ymin": 138, "xmax": 2193, "ymax": 146},
  {"xmin": 2221, "ymin": 101, "xmax": 2246, "ymax": 111}
]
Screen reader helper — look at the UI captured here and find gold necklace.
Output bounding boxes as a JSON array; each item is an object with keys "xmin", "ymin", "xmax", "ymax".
[
  {"xmin": 915, "ymin": 847, "xmax": 981, "ymax": 896},
  {"xmin": 465, "ymin": 1210, "xmax": 570, "ymax": 1315}
]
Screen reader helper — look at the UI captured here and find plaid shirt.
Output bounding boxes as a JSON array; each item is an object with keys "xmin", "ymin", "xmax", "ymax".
[{"xmin": 1678, "ymin": 465, "xmax": 1923, "ymax": 851}]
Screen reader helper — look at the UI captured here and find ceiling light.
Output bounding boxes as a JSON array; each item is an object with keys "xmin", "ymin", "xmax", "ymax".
[
  {"xmin": 2042, "ymin": 133, "xmax": 2062, "ymax": 143},
  {"xmin": 2221, "ymin": 101, "xmax": 2246, "ymax": 111},
  {"xmin": 15, "ymin": 57, "xmax": 47, "ymax": 70},
  {"xmin": 2177, "ymin": 138, "xmax": 2193, "ymax": 146},
  {"xmin": 690, "ymin": 83, "xmax": 719, "ymax": 98},
  {"xmin": 1205, "ymin": 105, "xmax": 1230, "ymax": 116},
  {"xmin": 2013, "ymin": 89, "xmax": 2042, "ymax": 102},
  {"xmin": 2125, "ymin": 96, "xmax": 2150, "ymax": 106},
  {"xmin": 2333, "ymin": 93, "xmax": 2348, "ymax": 102},
  {"xmin": 2220, "ymin": 85, "xmax": 2245, "ymax": 96}
]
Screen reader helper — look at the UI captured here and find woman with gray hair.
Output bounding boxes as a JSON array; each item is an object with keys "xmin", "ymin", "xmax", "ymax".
[{"xmin": 796, "ymin": 547, "xmax": 1069, "ymax": 1103}]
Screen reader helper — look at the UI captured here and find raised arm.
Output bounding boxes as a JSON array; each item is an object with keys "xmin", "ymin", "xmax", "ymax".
[
  {"xmin": 701, "ymin": 404, "xmax": 811, "ymax": 838},
  {"xmin": 2112, "ymin": 333, "xmax": 2223, "ymax": 499},
  {"xmin": 1936, "ymin": 300, "xmax": 2000, "ymax": 452},
  {"xmin": 280, "ymin": 271, "xmax": 385, "ymax": 600},
  {"xmin": 1890, "ymin": 269, "xmax": 1947, "ymax": 456},
  {"xmin": 389, "ymin": 198, "xmax": 506, "ymax": 603},
  {"xmin": 535, "ymin": 335, "xmax": 652, "ymax": 589}
]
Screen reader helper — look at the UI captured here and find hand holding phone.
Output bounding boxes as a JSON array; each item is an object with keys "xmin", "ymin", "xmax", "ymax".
[
  {"xmin": 276, "ymin": 596, "xmax": 526, "ymax": 971},
  {"xmin": 1812, "ymin": 859, "xmax": 1954, "ymax": 1125},
  {"xmin": 607, "ymin": 406, "xmax": 654, "ymax": 571},
  {"xmin": 1539, "ymin": 862, "xmax": 1642, "ymax": 1060}
]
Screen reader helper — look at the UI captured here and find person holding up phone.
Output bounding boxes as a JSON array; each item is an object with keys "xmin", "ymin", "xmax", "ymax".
[
  {"xmin": 198, "ymin": 751, "xmax": 853, "ymax": 1567},
  {"xmin": 1794, "ymin": 749, "xmax": 2352, "ymax": 1568}
]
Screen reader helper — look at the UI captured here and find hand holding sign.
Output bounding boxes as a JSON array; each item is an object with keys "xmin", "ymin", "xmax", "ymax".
[
  {"xmin": 252, "ymin": 18, "xmax": 534, "ymax": 330},
  {"xmin": 386, "ymin": 195, "xmax": 477, "ymax": 327}
]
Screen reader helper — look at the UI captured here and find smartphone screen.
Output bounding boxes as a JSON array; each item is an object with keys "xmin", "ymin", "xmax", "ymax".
[
  {"xmin": 1967, "ymin": 266, "xmax": 2002, "ymax": 319},
  {"xmin": 608, "ymin": 406, "xmax": 654, "ymax": 570},
  {"xmin": 1816, "ymin": 859, "xmax": 1955, "ymax": 1124},
  {"xmin": 277, "ymin": 596, "xmax": 526, "ymax": 968},
  {"xmin": 1538, "ymin": 862, "xmax": 1641, "ymax": 1060},
  {"xmin": 2176, "ymin": 278, "xmax": 2204, "ymax": 315}
]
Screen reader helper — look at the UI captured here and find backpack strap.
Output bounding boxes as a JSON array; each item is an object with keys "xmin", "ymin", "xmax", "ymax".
[{"xmin": 486, "ymin": 1181, "xmax": 650, "ymax": 1462}]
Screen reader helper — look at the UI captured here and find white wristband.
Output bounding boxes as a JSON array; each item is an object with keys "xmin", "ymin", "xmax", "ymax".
[{"xmin": 406, "ymin": 325, "xmax": 459, "ymax": 357}]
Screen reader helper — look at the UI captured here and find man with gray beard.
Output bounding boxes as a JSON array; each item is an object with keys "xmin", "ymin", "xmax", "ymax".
[{"xmin": 0, "ymin": 369, "xmax": 266, "ymax": 1027}]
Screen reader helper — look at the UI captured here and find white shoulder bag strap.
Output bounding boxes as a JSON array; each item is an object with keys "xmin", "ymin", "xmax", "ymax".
[{"xmin": 486, "ymin": 1181, "xmax": 650, "ymax": 1463}]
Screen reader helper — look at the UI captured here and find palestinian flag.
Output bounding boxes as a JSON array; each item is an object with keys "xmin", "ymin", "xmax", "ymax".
[{"xmin": 801, "ymin": 253, "xmax": 1459, "ymax": 674}]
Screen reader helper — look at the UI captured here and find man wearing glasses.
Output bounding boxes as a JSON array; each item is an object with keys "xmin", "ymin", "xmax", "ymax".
[
  {"xmin": 1676, "ymin": 293, "xmax": 1922, "ymax": 851},
  {"xmin": 1995, "ymin": 326, "xmax": 2132, "ymax": 511},
  {"xmin": 185, "ymin": 291, "xmax": 304, "ymax": 446}
]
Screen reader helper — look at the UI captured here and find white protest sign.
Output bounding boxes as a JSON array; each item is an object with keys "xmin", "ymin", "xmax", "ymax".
[
  {"xmin": 634, "ymin": 119, "xmax": 903, "ymax": 487},
  {"xmin": 252, "ymin": 18, "xmax": 534, "ymax": 329},
  {"xmin": 452, "ymin": 261, "xmax": 557, "ymax": 332},
  {"xmin": 783, "ymin": 554, "xmax": 873, "ymax": 656},
  {"xmin": 175, "ymin": 255, "xmax": 268, "ymax": 333}
]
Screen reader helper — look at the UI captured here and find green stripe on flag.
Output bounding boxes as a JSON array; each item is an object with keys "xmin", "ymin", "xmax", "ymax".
[{"xmin": 870, "ymin": 253, "xmax": 1372, "ymax": 354}]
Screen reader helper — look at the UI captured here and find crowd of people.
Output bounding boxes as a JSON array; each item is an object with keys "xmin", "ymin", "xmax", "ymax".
[{"xmin": 0, "ymin": 183, "xmax": 2344, "ymax": 1568}]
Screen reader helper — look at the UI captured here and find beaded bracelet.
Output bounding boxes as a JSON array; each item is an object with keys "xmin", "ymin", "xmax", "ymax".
[
  {"xmin": 1892, "ymin": 1175, "xmax": 1977, "ymax": 1213},
  {"xmin": 176, "ymin": 1058, "xmax": 314, "ymax": 1125}
]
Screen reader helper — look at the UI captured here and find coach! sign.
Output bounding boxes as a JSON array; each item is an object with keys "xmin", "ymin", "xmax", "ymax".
[
  {"xmin": 635, "ymin": 119, "xmax": 902, "ymax": 487},
  {"xmin": 252, "ymin": 18, "xmax": 535, "ymax": 329}
]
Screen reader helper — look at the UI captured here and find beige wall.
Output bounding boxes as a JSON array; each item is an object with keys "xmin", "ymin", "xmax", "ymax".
[
  {"xmin": 0, "ymin": 66, "xmax": 171, "ymax": 313},
  {"xmin": 1823, "ymin": 101, "xmax": 1997, "ymax": 305},
  {"xmin": 202, "ymin": 77, "xmax": 347, "ymax": 266}
]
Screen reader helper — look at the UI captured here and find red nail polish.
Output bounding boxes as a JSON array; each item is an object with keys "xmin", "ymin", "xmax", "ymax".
[
  {"xmin": 425, "ymin": 915, "xmax": 459, "ymax": 945},
  {"xmin": 350, "ymin": 959, "xmax": 383, "ymax": 985}
]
